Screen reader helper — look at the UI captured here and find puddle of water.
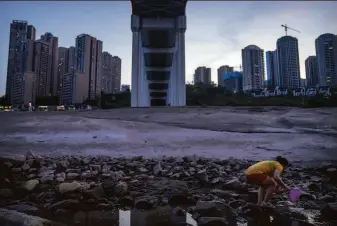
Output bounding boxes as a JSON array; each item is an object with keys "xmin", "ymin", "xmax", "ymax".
[{"xmin": 61, "ymin": 206, "xmax": 320, "ymax": 226}]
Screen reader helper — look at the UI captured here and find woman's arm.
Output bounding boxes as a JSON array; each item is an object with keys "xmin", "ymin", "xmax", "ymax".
[{"xmin": 273, "ymin": 169, "xmax": 290, "ymax": 190}]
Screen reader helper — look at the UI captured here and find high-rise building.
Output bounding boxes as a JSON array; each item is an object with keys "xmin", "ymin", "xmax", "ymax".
[
  {"xmin": 57, "ymin": 46, "xmax": 75, "ymax": 96},
  {"xmin": 75, "ymin": 34, "xmax": 103, "ymax": 102},
  {"xmin": 266, "ymin": 50, "xmax": 279, "ymax": 88},
  {"xmin": 40, "ymin": 32, "xmax": 59, "ymax": 96},
  {"xmin": 276, "ymin": 36, "xmax": 301, "ymax": 89},
  {"xmin": 241, "ymin": 45, "xmax": 265, "ymax": 92},
  {"xmin": 315, "ymin": 33, "xmax": 337, "ymax": 86},
  {"xmin": 223, "ymin": 71, "xmax": 243, "ymax": 93},
  {"xmin": 217, "ymin": 65, "xmax": 233, "ymax": 87},
  {"xmin": 102, "ymin": 52, "xmax": 122, "ymax": 93},
  {"xmin": 34, "ymin": 40, "xmax": 52, "ymax": 97},
  {"xmin": 6, "ymin": 20, "xmax": 36, "ymax": 105},
  {"xmin": 194, "ymin": 66, "xmax": 211, "ymax": 85},
  {"xmin": 305, "ymin": 56, "xmax": 319, "ymax": 87}
]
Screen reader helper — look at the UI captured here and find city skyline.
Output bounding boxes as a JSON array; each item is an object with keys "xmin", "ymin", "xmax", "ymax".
[{"xmin": 1, "ymin": 1, "xmax": 337, "ymax": 95}]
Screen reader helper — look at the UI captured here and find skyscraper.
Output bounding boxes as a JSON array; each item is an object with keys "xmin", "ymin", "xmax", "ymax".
[
  {"xmin": 40, "ymin": 32, "xmax": 59, "ymax": 96},
  {"xmin": 276, "ymin": 36, "xmax": 301, "ymax": 89},
  {"xmin": 266, "ymin": 50, "xmax": 279, "ymax": 88},
  {"xmin": 194, "ymin": 66, "xmax": 211, "ymax": 85},
  {"xmin": 34, "ymin": 40, "xmax": 52, "ymax": 97},
  {"xmin": 6, "ymin": 20, "xmax": 36, "ymax": 105},
  {"xmin": 315, "ymin": 33, "xmax": 337, "ymax": 86},
  {"xmin": 305, "ymin": 56, "xmax": 319, "ymax": 87},
  {"xmin": 241, "ymin": 45, "xmax": 265, "ymax": 92},
  {"xmin": 75, "ymin": 34, "xmax": 103, "ymax": 102},
  {"xmin": 102, "ymin": 52, "xmax": 122, "ymax": 93},
  {"xmin": 57, "ymin": 46, "xmax": 75, "ymax": 96},
  {"xmin": 217, "ymin": 65, "xmax": 233, "ymax": 87}
]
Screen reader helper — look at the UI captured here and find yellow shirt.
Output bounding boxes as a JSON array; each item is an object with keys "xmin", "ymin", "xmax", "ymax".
[{"xmin": 245, "ymin": 161, "xmax": 284, "ymax": 177}]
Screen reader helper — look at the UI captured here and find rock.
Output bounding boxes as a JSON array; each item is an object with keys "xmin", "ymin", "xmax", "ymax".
[
  {"xmin": 65, "ymin": 169, "xmax": 81, "ymax": 174},
  {"xmin": 110, "ymin": 171, "xmax": 124, "ymax": 182},
  {"xmin": 308, "ymin": 183, "xmax": 321, "ymax": 192},
  {"xmin": 118, "ymin": 196, "xmax": 134, "ymax": 207},
  {"xmin": 198, "ymin": 217, "xmax": 228, "ymax": 226},
  {"xmin": 223, "ymin": 178, "xmax": 242, "ymax": 190},
  {"xmin": 12, "ymin": 167, "xmax": 21, "ymax": 173},
  {"xmin": 196, "ymin": 169, "xmax": 209, "ymax": 183},
  {"xmin": 22, "ymin": 179, "xmax": 39, "ymax": 191},
  {"xmin": 327, "ymin": 168, "xmax": 337, "ymax": 173},
  {"xmin": 58, "ymin": 160, "xmax": 69, "ymax": 168},
  {"xmin": 58, "ymin": 181, "xmax": 82, "ymax": 194},
  {"xmin": 89, "ymin": 164, "xmax": 101, "ymax": 172},
  {"xmin": 0, "ymin": 208, "xmax": 64, "ymax": 226},
  {"xmin": 153, "ymin": 162, "xmax": 162, "ymax": 175},
  {"xmin": 25, "ymin": 150, "xmax": 35, "ymax": 160},
  {"xmin": 85, "ymin": 186, "xmax": 106, "ymax": 200},
  {"xmin": 6, "ymin": 203, "xmax": 39, "ymax": 215},
  {"xmin": 319, "ymin": 195, "xmax": 335, "ymax": 202},
  {"xmin": 302, "ymin": 200, "xmax": 321, "ymax": 210},
  {"xmin": 211, "ymin": 189, "xmax": 238, "ymax": 199},
  {"xmin": 66, "ymin": 173, "xmax": 80, "ymax": 180},
  {"xmin": 38, "ymin": 170, "xmax": 55, "ymax": 178},
  {"xmin": 102, "ymin": 165, "xmax": 111, "ymax": 173},
  {"xmin": 168, "ymin": 194, "xmax": 197, "ymax": 206},
  {"xmin": 40, "ymin": 175, "xmax": 54, "ymax": 184},
  {"xmin": 4, "ymin": 162, "xmax": 12, "ymax": 168},
  {"xmin": 173, "ymin": 207, "xmax": 186, "ymax": 216},
  {"xmin": 134, "ymin": 196, "xmax": 156, "ymax": 209},
  {"xmin": 27, "ymin": 174, "xmax": 37, "ymax": 180},
  {"xmin": 192, "ymin": 201, "xmax": 234, "ymax": 217},
  {"xmin": 0, "ymin": 188, "xmax": 14, "ymax": 198},
  {"xmin": 139, "ymin": 167, "xmax": 148, "ymax": 173},
  {"xmin": 321, "ymin": 202, "xmax": 337, "ymax": 220},
  {"xmin": 49, "ymin": 199, "xmax": 80, "ymax": 210},
  {"xmin": 114, "ymin": 182, "xmax": 128, "ymax": 196},
  {"xmin": 81, "ymin": 171, "xmax": 98, "ymax": 179}
]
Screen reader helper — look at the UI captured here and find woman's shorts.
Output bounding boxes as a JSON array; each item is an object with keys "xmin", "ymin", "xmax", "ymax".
[{"xmin": 246, "ymin": 174, "xmax": 268, "ymax": 186}]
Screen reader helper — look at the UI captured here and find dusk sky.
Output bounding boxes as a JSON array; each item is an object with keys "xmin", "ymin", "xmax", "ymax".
[{"xmin": 1, "ymin": 1, "xmax": 337, "ymax": 96}]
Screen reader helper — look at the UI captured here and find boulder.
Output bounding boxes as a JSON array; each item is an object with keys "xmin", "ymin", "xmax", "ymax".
[
  {"xmin": 22, "ymin": 179, "xmax": 39, "ymax": 191},
  {"xmin": 58, "ymin": 181, "xmax": 82, "ymax": 194},
  {"xmin": 321, "ymin": 202, "xmax": 337, "ymax": 220}
]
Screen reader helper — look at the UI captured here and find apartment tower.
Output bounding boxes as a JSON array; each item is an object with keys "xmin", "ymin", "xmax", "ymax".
[
  {"xmin": 194, "ymin": 66, "xmax": 211, "ymax": 85},
  {"xmin": 217, "ymin": 65, "xmax": 233, "ymax": 87},
  {"xmin": 305, "ymin": 56, "xmax": 319, "ymax": 87},
  {"xmin": 266, "ymin": 50, "xmax": 279, "ymax": 88},
  {"xmin": 241, "ymin": 45, "xmax": 265, "ymax": 92}
]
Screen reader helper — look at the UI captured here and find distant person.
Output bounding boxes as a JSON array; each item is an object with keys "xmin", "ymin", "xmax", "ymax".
[{"xmin": 245, "ymin": 156, "xmax": 290, "ymax": 206}]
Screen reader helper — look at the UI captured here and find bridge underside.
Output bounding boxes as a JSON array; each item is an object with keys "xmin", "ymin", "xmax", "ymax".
[{"xmin": 130, "ymin": 0, "xmax": 187, "ymax": 107}]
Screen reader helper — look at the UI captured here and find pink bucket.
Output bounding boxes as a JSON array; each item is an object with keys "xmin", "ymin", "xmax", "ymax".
[{"xmin": 289, "ymin": 188, "xmax": 303, "ymax": 202}]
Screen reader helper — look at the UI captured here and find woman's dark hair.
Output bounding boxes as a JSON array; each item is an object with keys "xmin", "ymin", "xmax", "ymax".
[{"xmin": 276, "ymin": 156, "xmax": 289, "ymax": 166}]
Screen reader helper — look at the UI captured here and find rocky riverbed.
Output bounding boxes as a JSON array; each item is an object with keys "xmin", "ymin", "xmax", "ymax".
[{"xmin": 1, "ymin": 152, "xmax": 337, "ymax": 226}]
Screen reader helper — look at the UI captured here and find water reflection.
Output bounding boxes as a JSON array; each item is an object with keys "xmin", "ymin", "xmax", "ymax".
[{"xmin": 71, "ymin": 207, "xmax": 316, "ymax": 226}]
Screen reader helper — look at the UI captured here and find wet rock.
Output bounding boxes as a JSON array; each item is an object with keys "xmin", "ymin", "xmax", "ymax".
[
  {"xmin": 58, "ymin": 160, "xmax": 69, "ymax": 168},
  {"xmin": 6, "ymin": 203, "xmax": 39, "ymax": 215},
  {"xmin": 302, "ymin": 200, "xmax": 321, "ymax": 210},
  {"xmin": 321, "ymin": 202, "xmax": 337, "ymax": 220},
  {"xmin": 0, "ymin": 188, "xmax": 14, "ymax": 198},
  {"xmin": 65, "ymin": 169, "xmax": 81, "ymax": 174},
  {"xmin": 114, "ymin": 181, "xmax": 128, "ymax": 196},
  {"xmin": 196, "ymin": 169, "xmax": 209, "ymax": 183},
  {"xmin": 22, "ymin": 179, "xmax": 39, "ymax": 191},
  {"xmin": 222, "ymin": 178, "xmax": 242, "ymax": 190},
  {"xmin": 58, "ymin": 181, "xmax": 82, "ymax": 194},
  {"xmin": 319, "ymin": 194, "xmax": 335, "ymax": 202},
  {"xmin": 153, "ymin": 162, "xmax": 162, "ymax": 175},
  {"xmin": 118, "ymin": 196, "xmax": 134, "ymax": 207},
  {"xmin": 308, "ymin": 183, "xmax": 321, "ymax": 192},
  {"xmin": 85, "ymin": 186, "xmax": 106, "ymax": 200},
  {"xmin": 228, "ymin": 200, "xmax": 246, "ymax": 209},
  {"xmin": 211, "ymin": 189, "xmax": 238, "ymax": 199},
  {"xmin": 49, "ymin": 199, "xmax": 80, "ymax": 210},
  {"xmin": 38, "ymin": 169, "xmax": 55, "ymax": 177},
  {"xmin": 89, "ymin": 164, "xmax": 101, "ymax": 172},
  {"xmin": 110, "ymin": 171, "xmax": 124, "ymax": 182},
  {"xmin": 134, "ymin": 196, "xmax": 156, "ymax": 209},
  {"xmin": 198, "ymin": 217, "xmax": 228, "ymax": 226},
  {"xmin": 21, "ymin": 163, "xmax": 30, "ymax": 171}
]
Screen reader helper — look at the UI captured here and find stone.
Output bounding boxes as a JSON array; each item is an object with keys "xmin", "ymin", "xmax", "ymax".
[
  {"xmin": 40, "ymin": 175, "xmax": 54, "ymax": 184},
  {"xmin": 85, "ymin": 186, "xmax": 106, "ymax": 200},
  {"xmin": 319, "ymin": 195, "xmax": 335, "ymax": 202},
  {"xmin": 139, "ymin": 167, "xmax": 148, "ymax": 173},
  {"xmin": 58, "ymin": 181, "xmax": 82, "ymax": 194},
  {"xmin": 89, "ymin": 164, "xmax": 101, "ymax": 172},
  {"xmin": 110, "ymin": 171, "xmax": 124, "ymax": 182},
  {"xmin": 38, "ymin": 170, "xmax": 55, "ymax": 178},
  {"xmin": 192, "ymin": 201, "xmax": 234, "ymax": 217},
  {"xmin": 66, "ymin": 173, "xmax": 80, "ymax": 180},
  {"xmin": 134, "ymin": 196, "xmax": 156, "ymax": 209},
  {"xmin": 196, "ymin": 169, "xmax": 209, "ymax": 183},
  {"xmin": 168, "ymin": 194, "xmax": 196, "ymax": 206},
  {"xmin": 114, "ymin": 181, "xmax": 128, "ymax": 196},
  {"xmin": 118, "ymin": 196, "xmax": 134, "ymax": 207},
  {"xmin": 48, "ymin": 199, "xmax": 80, "ymax": 210},
  {"xmin": 198, "ymin": 217, "xmax": 228, "ymax": 226},
  {"xmin": 58, "ymin": 160, "xmax": 69, "ymax": 168},
  {"xmin": 153, "ymin": 162, "xmax": 162, "ymax": 175},
  {"xmin": 81, "ymin": 171, "xmax": 98, "ymax": 179},
  {"xmin": 12, "ymin": 167, "xmax": 21, "ymax": 173},
  {"xmin": 321, "ymin": 202, "xmax": 337, "ymax": 220},
  {"xmin": 0, "ymin": 189, "xmax": 14, "ymax": 198},
  {"xmin": 65, "ymin": 169, "xmax": 81, "ymax": 174},
  {"xmin": 173, "ymin": 207, "xmax": 186, "ymax": 216},
  {"xmin": 4, "ymin": 162, "xmax": 12, "ymax": 168},
  {"xmin": 22, "ymin": 179, "xmax": 39, "ymax": 191},
  {"xmin": 25, "ymin": 150, "xmax": 35, "ymax": 160},
  {"xmin": 211, "ymin": 189, "xmax": 238, "ymax": 199}
]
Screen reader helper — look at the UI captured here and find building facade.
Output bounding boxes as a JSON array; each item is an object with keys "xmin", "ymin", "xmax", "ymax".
[
  {"xmin": 40, "ymin": 32, "xmax": 59, "ymax": 96},
  {"xmin": 217, "ymin": 65, "xmax": 233, "ymax": 87},
  {"xmin": 6, "ymin": 20, "xmax": 36, "ymax": 105},
  {"xmin": 194, "ymin": 66, "xmax": 211, "ymax": 85},
  {"xmin": 75, "ymin": 34, "xmax": 103, "ymax": 101},
  {"xmin": 305, "ymin": 56, "xmax": 319, "ymax": 87},
  {"xmin": 57, "ymin": 46, "xmax": 75, "ymax": 97},
  {"xmin": 241, "ymin": 45, "xmax": 265, "ymax": 92},
  {"xmin": 276, "ymin": 36, "xmax": 301, "ymax": 89},
  {"xmin": 34, "ymin": 40, "xmax": 52, "ymax": 97},
  {"xmin": 102, "ymin": 52, "xmax": 122, "ymax": 93},
  {"xmin": 265, "ymin": 50, "xmax": 279, "ymax": 88},
  {"xmin": 223, "ymin": 71, "xmax": 243, "ymax": 93},
  {"xmin": 315, "ymin": 33, "xmax": 337, "ymax": 86}
]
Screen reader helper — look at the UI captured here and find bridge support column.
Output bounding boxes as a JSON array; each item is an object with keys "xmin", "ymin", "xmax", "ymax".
[{"xmin": 131, "ymin": 15, "xmax": 149, "ymax": 107}]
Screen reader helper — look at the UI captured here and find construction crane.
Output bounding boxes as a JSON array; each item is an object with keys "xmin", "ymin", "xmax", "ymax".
[{"xmin": 281, "ymin": 24, "xmax": 300, "ymax": 36}]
